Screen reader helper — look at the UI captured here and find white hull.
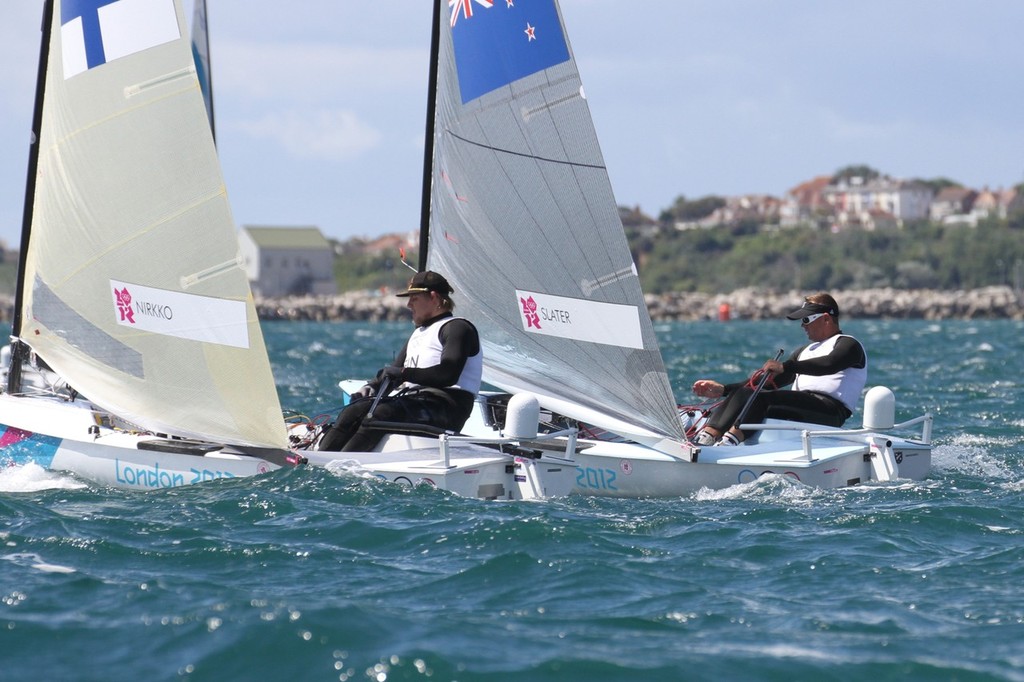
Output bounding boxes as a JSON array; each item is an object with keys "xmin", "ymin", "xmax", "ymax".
[
  {"xmin": 0, "ymin": 393, "xmax": 289, "ymax": 490},
  {"xmin": 302, "ymin": 444, "xmax": 575, "ymax": 501},
  {"xmin": 466, "ymin": 391, "xmax": 933, "ymax": 498},
  {"xmin": 569, "ymin": 426, "xmax": 931, "ymax": 497},
  {"xmin": 292, "ymin": 423, "xmax": 578, "ymax": 501},
  {"xmin": 0, "ymin": 391, "xmax": 576, "ymax": 500},
  {"xmin": 284, "ymin": 383, "xmax": 579, "ymax": 500}
]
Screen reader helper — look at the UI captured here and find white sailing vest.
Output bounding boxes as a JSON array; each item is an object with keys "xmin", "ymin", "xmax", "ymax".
[
  {"xmin": 403, "ymin": 316, "xmax": 482, "ymax": 395},
  {"xmin": 791, "ymin": 334, "xmax": 867, "ymax": 412}
]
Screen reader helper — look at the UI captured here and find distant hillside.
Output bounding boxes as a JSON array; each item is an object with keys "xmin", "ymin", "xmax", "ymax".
[
  {"xmin": 331, "ymin": 215, "xmax": 1024, "ymax": 296},
  {"xmin": 1, "ymin": 215, "xmax": 1019, "ymax": 300},
  {"xmin": 629, "ymin": 215, "xmax": 1024, "ymax": 294},
  {"xmin": 0, "ymin": 262, "xmax": 17, "ymax": 296},
  {"xmin": 331, "ymin": 235, "xmax": 420, "ymax": 294}
]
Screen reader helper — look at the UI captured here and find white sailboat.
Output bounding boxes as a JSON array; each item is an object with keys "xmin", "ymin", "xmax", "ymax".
[
  {"xmin": 0, "ymin": 0, "xmax": 309, "ymax": 488},
  {"xmin": 0, "ymin": 0, "xmax": 299, "ymax": 488},
  {"xmin": 403, "ymin": 0, "xmax": 933, "ymax": 496},
  {"xmin": 1, "ymin": 0, "xmax": 575, "ymax": 501}
]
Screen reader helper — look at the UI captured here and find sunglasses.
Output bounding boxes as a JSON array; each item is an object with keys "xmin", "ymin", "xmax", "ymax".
[{"xmin": 801, "ymin": 312, "xmax": 827, "ymax": 326}]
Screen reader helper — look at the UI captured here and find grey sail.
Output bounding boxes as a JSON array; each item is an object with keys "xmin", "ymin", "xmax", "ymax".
[{"xmin": 426, "ymin": 1, "xmax": 685, "ymax": 446}]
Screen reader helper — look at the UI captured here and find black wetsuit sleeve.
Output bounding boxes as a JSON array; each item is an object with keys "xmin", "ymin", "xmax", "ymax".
[{"xmin": 402, "ymin": 319, "xmax": 480, "ymax": 388}]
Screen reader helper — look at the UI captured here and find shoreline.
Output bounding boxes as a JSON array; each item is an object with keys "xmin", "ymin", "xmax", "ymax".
[
  {"xmin": 251, "ymin": 286, "xmax": 1024, "ymax": 322},
  {"xmin": 0, "ymin": 286, "xmax": 1018, "ymax": 324}
]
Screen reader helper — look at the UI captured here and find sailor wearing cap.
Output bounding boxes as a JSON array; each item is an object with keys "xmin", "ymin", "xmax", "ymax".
[
  {"xmin": 690, "ymin": 292, "xmax": 867, "ymax": 446},
  {"xmin": 318, "ymin": 271, "xmax": 483, "ymax": 452}
]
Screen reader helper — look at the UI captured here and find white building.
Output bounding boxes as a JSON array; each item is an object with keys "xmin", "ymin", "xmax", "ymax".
[
  {"xmin": 929, "ymin": 187, "xmax": 977, "ymax": 223},
  {"xmin": 823, "ymin": 176, "xmax": 934, "ymax": 228},
  {"xmin": 239, "ymin": 226, "xmax": 337, "ymax": 297}
]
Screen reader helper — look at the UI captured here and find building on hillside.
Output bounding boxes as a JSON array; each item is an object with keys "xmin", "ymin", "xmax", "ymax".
[
  {"xmin": 239, "ymin": 226, "xmax": 337, "ymax": 297},
  {"xmin": 619, "ymin": 205, "xmax": 660, "ymax": 235},
  {"xmin": 971, "ymin": 187, "xmax": 1020, "ymax": 221},
  {"xmin": 860, "ymin": 208, "xmax": 900, "ymax": 231},
  {"xmin": 1005, "ymin": 187, "xmax": 1024, "ymax": 216},
  {"xmin": 337, "ymin": 231, "xmax": 417, "ymax": 257},
  {"xmin": 970, "ymin": 188, "xmax": 1001, "ymax": 222},
  {"xmin": 714, "ymin": 194, "xmax": 781, "ymax": 227},
  {"xmin": 822, "ymin": 176, "xmax": 933, "ymax": 229},
  {"xmin": 929, "ymin": 187, "xmax": 978, "ymax": 223},
  {"xmin": 673, "ymin": 195, "xmax": 780, "ymax": 231},
  {"xmin": 780, "ymin": 176, "xmax": 833, "ymax": 227}
]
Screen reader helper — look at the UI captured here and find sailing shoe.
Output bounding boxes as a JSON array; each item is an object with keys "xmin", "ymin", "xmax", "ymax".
[
  {"xmin": 716, "ymin": 432, "xmax": 742, "ymax": 446},
  {"xmin": 693, "ymin": 430, "xmax": 717, "ymax": 446}
]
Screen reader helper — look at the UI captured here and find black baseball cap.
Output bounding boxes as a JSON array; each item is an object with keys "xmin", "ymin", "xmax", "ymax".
[
  {"xmin": 395, "ymin": 270, "xmax": 454, "ymax": 297},
  {"xmin": 786, "ymin": 299, "xmax": 838, "ymax": 320}
]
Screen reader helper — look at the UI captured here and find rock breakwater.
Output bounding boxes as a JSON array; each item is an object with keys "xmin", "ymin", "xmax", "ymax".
[
  {"xmin": 0, "ymin": 287, "xmax": 1017, "ymax": 324},
  {"xmin": 253, "ymin": 286, "xmax": 1024, "ymax": 322}
]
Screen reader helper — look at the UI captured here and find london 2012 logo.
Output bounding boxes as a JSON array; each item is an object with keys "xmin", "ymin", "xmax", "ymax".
[
  {"xmin": 113, "ymin": 284, "xmax": 174, "ymax": 324},
  {"xmin": 520, "ymin": 295, "xmax": 541, "ymax": 329},
  {"xmin": 114, "ymin": 287, "xmax": 135, "ymax": 324}
]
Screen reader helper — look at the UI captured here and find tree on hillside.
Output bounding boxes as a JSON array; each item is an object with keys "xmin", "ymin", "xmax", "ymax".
[
  {"xmin": 832, "ymin": 165, "xmax": 881, "ymax": 184},
  {"xmin": 1007, "ymin": 194, "xmax": 1024, "ymax": 230},
  {"xmin": 915, "ymin": 177, "xmax": 962, "ymax": 194},
  {"xmin": 660, "ymin": 194, "xmax": 726, "ymax": 223}
]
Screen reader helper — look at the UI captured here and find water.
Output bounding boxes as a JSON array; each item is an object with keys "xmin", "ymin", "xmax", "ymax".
[{"xmin": 2, "ymin": 319, "xmax": 1022, "ymax": 681}]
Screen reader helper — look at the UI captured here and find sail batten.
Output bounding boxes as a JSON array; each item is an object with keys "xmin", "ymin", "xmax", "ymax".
[{"xmin": 426, "ymin": 0, "xmax": 685, "ymax": 444}]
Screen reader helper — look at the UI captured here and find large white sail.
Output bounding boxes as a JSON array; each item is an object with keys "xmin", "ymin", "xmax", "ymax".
[
  {"xmin": 427, "ymin": 0, "xmax": 686, "ymax": 446},
  {"xmin": 18, "ymin": 0, "xmax": 286, "ymax": 448}
]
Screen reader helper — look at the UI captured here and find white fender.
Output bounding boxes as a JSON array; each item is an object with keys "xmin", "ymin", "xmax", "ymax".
[
  {"xmin": 863, "ymin": 386, "xmax": 895, "ymax": 430},
  {"xmin": 504, "ymin": 393, "xmax": 540, "ymax": 439}
]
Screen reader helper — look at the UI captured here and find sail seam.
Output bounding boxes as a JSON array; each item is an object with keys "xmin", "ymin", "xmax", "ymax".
[
  {"xmin": 38, "ymin": 184, "xmax": 228, "ymax": 290},
  {"xmin": 447, "ymin": 130, "xmax": 606, "ymax": 170}
]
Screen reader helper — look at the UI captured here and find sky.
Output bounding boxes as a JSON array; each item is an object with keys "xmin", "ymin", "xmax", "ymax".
[{"xmin": 1, "ymin": 0, "xmax": 1022, "ymax": 250}]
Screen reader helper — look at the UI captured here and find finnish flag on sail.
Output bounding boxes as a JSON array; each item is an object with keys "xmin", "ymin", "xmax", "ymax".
[
  {"xmin": 450, "ymin": 0, "xmax": 570, "ymax": 103},
  {"xmin": 61, "ymin": 0, "xmax": 180, "ymax": 80}
]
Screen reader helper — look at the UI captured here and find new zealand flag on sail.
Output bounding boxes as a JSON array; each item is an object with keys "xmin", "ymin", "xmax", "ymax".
[{"xmin": 450, "ymin": 0, "xmax": 570, "ymax": 104}]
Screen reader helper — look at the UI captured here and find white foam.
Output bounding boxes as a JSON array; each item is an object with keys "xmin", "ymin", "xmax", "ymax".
[
  {"xmin": 694, "ymin": 473, "xmax": 817, "ymax": 504},
  {"xmin": 0, "ymin": 462, "xmax": 87, "ymax": 492},
  {"xmin": 932, "ymin": 437, "xmax": 1013, "ymax": 480},
  {"xmin": 2, "ymin": 552, "xmax": 77, "ymax": 574}
]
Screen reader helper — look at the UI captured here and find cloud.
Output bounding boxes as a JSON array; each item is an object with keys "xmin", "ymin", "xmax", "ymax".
[{"xmin": 235, "ymin": 108, "xmax": 382, "ymax": 162}]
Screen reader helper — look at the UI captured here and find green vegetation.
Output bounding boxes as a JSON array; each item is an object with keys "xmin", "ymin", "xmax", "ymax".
[
  {"xmin": 630, "ymin": 216, "xmax": 1024, "ymax": 294},
  {"xmin": 0, "ymin": 262, "xmax": 18, "ymax": 295},
  {"xmin": 658, "ymin": 194, "xmax": 727, "ymax": 223},
  {"xmin": 832, "ymin": 164, "xmax": 881, "ymax": 184},
  {"xmin": 2, "ymin": 199, "xmax": 1021, "ymax": 300},
  {"xmin": 333, "ymin": 249, "xmax": 420, "ymax": 294}
]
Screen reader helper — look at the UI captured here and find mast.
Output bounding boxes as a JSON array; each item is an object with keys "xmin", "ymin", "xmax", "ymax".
[
  {"xmin": 204, "ymin": 2, "xmax": 216, "ymax": 142},
  {"xmin": 416, "ymin": 0, "xmax": 442, "ymax": 272},
  {"xmin": 192, "ymin": 0, "xmax": 216, "ymax": 141},
  {"xmin": 7, "ymin": 0, "xmax": 54, "ymax": 394}
]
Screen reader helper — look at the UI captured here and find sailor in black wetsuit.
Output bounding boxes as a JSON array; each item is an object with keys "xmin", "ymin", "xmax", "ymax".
[
  {"xmin": 690, "ymin": 293, "xmax": 867, "ymax": 446},
  {"xmin": 318, "ymin": 271, "xmax": 483, "ymax": 452}
]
